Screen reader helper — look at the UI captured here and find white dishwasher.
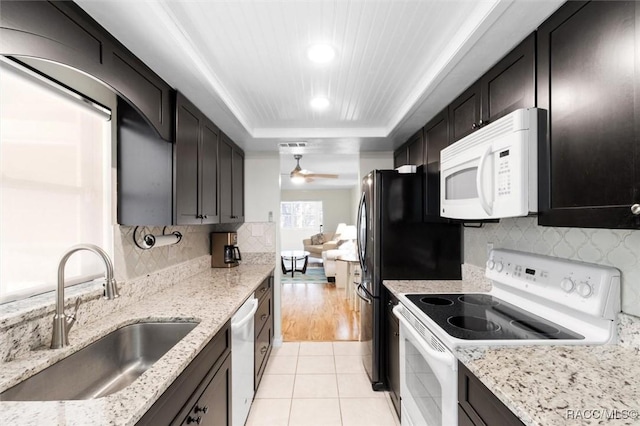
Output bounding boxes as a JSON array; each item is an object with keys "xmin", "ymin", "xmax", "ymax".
[{"xmin": 231, "ymin": 294, "xmax": 258, "ymax": 426}]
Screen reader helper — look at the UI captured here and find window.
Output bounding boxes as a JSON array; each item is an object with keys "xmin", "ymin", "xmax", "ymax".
[
  {"xmin": 0, "ymin": 60, "xmax": 112, "ymax": 303},
  {"xmin": 280, "ymin": 201, "xmax": 323, "ymax": 230}
]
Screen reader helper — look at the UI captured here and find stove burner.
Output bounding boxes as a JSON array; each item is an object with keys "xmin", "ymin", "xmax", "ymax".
[
  {"xmin": 511, "ymin": 320, "xmax": 560, "ymax": 336},
  {"xmin": 419, "ymin": 296, "xmax": 454, "ymax": 306},
  {"xmin": 448, "ymin": 316, "xmax": 501, "ymax": 333},
  {"xmin": 458, "ymin": 294, "xmax": 500, "ymax": 306}
]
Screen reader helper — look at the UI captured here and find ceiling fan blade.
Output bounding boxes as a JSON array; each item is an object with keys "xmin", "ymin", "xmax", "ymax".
[{"xmin": 304, "ymin": 173, "xmax": 339, "ymax": 179}]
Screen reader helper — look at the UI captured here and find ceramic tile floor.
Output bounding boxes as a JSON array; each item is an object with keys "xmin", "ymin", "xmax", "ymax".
[{"xmin": 246, "ymin": 342, "xmax": 401, "ymax": 426}]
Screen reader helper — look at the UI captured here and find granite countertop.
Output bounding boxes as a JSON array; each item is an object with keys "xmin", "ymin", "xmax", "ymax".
[
  {"xmin": 384, "ymin": 267, "xmax": 640, "ymax": 426},
  {"xmin": 457, "ymin": 343, "xmax": 640, "ymax": 426},
  {"xmin": 0, "ymin": 264, "xmax": 274, "ymax": 426}
]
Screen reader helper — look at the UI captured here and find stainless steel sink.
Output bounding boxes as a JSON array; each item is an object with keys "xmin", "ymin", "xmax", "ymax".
[{"xmin": 0, "ymin": 321, "xmax": 198, "ymax": 401}]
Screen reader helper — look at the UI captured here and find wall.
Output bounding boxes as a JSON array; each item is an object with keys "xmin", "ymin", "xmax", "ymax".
[
  {"xmin": 464, "ymin": 216, "xmax": 640, "ymax": 317},
  {"xmin": 281, "ymin": 189, "xmax": 355, "ymax": 250}
]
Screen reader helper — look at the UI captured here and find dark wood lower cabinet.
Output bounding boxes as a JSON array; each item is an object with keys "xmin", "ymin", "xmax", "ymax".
[
  {"xmin": 137, "ymin": 322, "xmax": 231, "ymax": 426},
  {"xmin": 384, "ymin": 289, "xmax": 401, "ymax": 418},
  {"xmin": 177, "ymin": 354, "xmax": 231, "ymax": 426},
  {"xmin": 254, "ymin": 275, "xmax": 274, "ymax": 390},
  {"xmin": 458, "ymin": 362, "xmax": 524, "ymax": 426}
]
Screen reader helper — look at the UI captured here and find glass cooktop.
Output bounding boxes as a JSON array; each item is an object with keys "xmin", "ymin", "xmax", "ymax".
[{"xmin": 405, "ymin": 293, "xmax": 584, "ymax": 340}]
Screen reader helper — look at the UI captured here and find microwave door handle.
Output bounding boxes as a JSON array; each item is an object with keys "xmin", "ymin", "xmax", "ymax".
[{"xmin": 476, "ymin": 145, "xmax": 494, "ymax": 216}]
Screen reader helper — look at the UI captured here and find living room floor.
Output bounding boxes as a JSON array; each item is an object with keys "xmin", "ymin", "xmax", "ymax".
[
  {"xmin": 246, "ymin": 342, "xmax": 399, "ymax": 426},
  {"xmin": 281, "ymin": 281, "xmax": 360, "ymax": 341}
]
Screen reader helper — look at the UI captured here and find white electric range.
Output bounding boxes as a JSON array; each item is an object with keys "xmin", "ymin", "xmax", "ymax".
[{"xmin": 393, "ymin": 249, "xmax": 621, "ymax": 426}]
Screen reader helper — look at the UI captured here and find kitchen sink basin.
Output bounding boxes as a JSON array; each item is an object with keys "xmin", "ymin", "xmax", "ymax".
[{"xmin": 0, "ymin": 321, "xmax": 198, "ymax": 401}]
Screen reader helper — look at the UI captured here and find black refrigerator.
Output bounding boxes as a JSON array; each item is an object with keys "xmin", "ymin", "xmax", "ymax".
[{"xmin": 356, "ymin": 169, "xmax": 462, "ymax": 390}]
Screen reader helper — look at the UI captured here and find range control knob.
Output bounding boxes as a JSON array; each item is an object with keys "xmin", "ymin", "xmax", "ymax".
[
  {"xmin": 486, "ymin": 260, "xmax": 495, "ymax": 270},
  {"xmin": 495, "ymin": 262, "xmax": 504, "ymax": 272},
  {"xmin": 560, "ymin": 278, "xmax": 575, "ymax": 293},
  {"xmin": 577, "ymin": 282, "xmax": 593, "ymax": 298}
]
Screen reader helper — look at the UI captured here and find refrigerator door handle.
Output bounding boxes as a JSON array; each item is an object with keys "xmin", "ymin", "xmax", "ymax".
[
  {"xmin": 357, "ymin": 192, "xmax": 367, "ymax": 272},
  {"xmin": 355, "ymin": 283, "xmax": 373, "ymax": 304}
]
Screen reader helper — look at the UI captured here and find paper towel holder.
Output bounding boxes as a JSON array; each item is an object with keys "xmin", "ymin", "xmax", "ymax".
[{"xmin": 133, "ymin": 226, "xmax": 182, "ymax": 250}]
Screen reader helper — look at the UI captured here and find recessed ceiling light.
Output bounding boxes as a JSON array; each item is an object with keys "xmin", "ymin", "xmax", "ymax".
[
  {"xmin": 310, "ymin": 97, "xmax": 330, "ymax": 110},
  {"xmin": 307, "ymin": 44, "xmax": 335, "ymax": 64}
]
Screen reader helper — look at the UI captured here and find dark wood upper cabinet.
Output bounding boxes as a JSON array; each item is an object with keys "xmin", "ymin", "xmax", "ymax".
[
  {"xmin": 393, "ymin": 149, "xmax": 408, "ymax": 168},
  {"xmin": 449, "ymin": 82, "xmax": 481, "ymax": 142},
  {"xmin": 424, "ymin": 108, "xmax": 451, "ymax": 219},
  {"xmin": 117, "ymin": 97, "xmax": 173, "ymax": 226},
  {"xmin": 449, "ymin": 33, "xmax": 535, "ymax": 143},
  {"xmin": 394, "ymin": 129, "xmax": 424, "ymax": 169},
  {"xmin": 480, "ymin": 33, "xmax": 535, "ymax": 124},
  {"xmin": 175, "ymin": 92, "xmax": 220, "ymax": 225},
  {"xmin": 537, "ymin": 1, "xmax": 640, "ymax": 229},
  {"xmin": 407, "ymin": 130, "xmax": 425, "ymax": 166},
  {"xmin": 0, "ymin": 1, "xmax": 173, "ymax": 141},
  {"xmin": 219, "ymin": 134, "xmax": 245, "ymax": 223}
]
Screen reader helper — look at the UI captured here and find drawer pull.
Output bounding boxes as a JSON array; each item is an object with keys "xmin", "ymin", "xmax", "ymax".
[
  {"xmin": 194, "ymin": 405, "xmax": 208, "ymax": 414},
  {"xmin": 631, "ymin": 204, "xmax": 640, "ymax": 215},
  {"xmin": 261, "ymin": 314, "xmax": 268, "ymax": 321},
  {"xmin": 187, "ymin": 416, "xmax": 202, "ymax": 424},
  {"xmin": 260, "ymin": 346, "xmax": 268, "ymax": 355}
]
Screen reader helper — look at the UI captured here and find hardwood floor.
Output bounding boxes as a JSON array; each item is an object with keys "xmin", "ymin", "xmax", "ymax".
[{"xmin": 281, "ymin": 282, "xmax": 360, "ymax": 341}]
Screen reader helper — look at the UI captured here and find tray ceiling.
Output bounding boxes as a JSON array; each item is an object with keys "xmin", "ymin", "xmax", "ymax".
[{"xmin": 76, "ymin": 0, "xmax": 564, "ymax": 153}]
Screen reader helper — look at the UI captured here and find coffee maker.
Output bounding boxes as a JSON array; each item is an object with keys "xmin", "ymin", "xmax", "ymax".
[{"xmin": 211, "ymin": 232, "xmax": 242, "ymax": 268}]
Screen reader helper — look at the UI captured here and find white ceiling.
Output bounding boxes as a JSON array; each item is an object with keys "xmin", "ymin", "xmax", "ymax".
[{"xmin": 76, "ymin": 0, "xmax": 564, "ymax": 156}]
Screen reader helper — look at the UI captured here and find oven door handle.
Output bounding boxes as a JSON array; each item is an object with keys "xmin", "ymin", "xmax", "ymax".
[{"xmin": 393, "ymin": 305, "xmax": 456, "ymax": 369}]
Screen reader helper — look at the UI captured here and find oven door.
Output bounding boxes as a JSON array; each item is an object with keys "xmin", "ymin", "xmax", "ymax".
[{"xmin": 394, "ymin": 306, "xmax": 457, "ymax": 426}]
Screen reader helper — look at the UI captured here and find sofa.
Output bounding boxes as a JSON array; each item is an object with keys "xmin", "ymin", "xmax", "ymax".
[
  {"xmin": 322, "ymin": 240, "xmax": 357, "ymax": 279},
  {"xmin": 302, "ymin": 232, "xmax": 338, "ymax": 258}
]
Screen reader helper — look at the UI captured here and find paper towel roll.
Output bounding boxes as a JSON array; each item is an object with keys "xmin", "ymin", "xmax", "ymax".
[{"xmin": 142, "ymin": 232, "xmax": 181, "ymax": 248}]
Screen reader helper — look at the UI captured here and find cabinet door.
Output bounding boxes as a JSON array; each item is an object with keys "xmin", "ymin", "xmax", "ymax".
[
  {"xmin": 175, "ymin": 94, "xmax": 202, "ymax": 225},
  {"xmin": 407, "ymin": 129, "xmax": 424, "ymax": 166},
  {"xmin": 449, "ymin": 82, "xmax": 481, "ymax": 142},
  {"xmin": 458, "ymin": 362, "xmax": 524, "ymax": 426},
  {"xmin": 219, "ymin": 135, "xmax": 233, "ymax": 222},
  {"xmin": 385, "ymin": 291, "xmax": 401, "ymax": 418},
  {"xmin": 393, "ymin": 147, "xmax": 408, "ymax": 168},
  {"xmin": 480, "ymin": 33, "xmax": 535, "ymax": 124},
  {"xmin": 537, "ymin": 1, "xmax": 640, "ymax": 228},
  {"xmin": 200, "ymin": 120, "xmax": 219, "ymax": 224},
  {"xmin": 232, "ymin": 148, "xmax": 245, "ymax": 221},
  {"xmin": 424, "ymin": 108, "xmax": 450, "ymax": 219},
  {"xmin": 179, "ymin": 354, "xmax": 231, "ymax": 426}
]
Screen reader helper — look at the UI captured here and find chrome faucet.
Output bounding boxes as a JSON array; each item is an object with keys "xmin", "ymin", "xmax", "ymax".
[{"xmin": 51, "ymin": 244, "xmax": 119, "ymax": 349}]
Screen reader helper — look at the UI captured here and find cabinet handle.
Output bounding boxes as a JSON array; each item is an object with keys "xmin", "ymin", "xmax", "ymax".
[
  {"xmin": 478, "ymin": 119, "xmax": 489, "ymax": 127},
  {"xmin": 187, "ymin": 416, "xmax": 202, "ymax": 425},
  {"xmin": 394, "ymin": 332, "xmax": 400, "ymax": 337},
  {"xmin": 260, "ymin": 346, "xmax": 268, "ymax": 354},
  {"xmin": 261, "ymin": 314, "xmax": 268, "ymax": 321},
  {"xmin": 196, "ymin": 214, "xmax": 203, "ymax": 219},
  {"xmin": 203, "ymin": 215, "xmax": 208, "ymax": 219},
  {"xmin": 632, "ymin": 204, "xmax": 640, "ymax": 215},
  {"xmin": 471, "ymin": 122, "xmax": 479, "ymax": 130},
  {"xmin": 194, "ymin": 405, "xmax": 208, "ymax": 414}
]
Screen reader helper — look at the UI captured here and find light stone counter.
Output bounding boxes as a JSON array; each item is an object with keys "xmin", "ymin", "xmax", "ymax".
[
  {"xmin": 456, "ymin": 337, "xmax": 640, "ymax": 426},
  {"xmin": 384, "ymin": 265, "xmax": 640, "ymax": 426},
  {"xmin": 0, "ymin": 264, "xmax": 274, "ymax": 425},
  {"xmin": 383, "ymin": 264, "xmax": 492, "ymax": 296}
]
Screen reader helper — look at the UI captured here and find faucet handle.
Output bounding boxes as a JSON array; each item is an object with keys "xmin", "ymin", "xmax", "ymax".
[{"xmin": 66, "ymin": 297, "xmax": 81, "ymax": 325}]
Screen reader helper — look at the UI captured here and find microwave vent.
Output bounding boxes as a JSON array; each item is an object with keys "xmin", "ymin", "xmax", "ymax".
[
  {"xmin": 279, "ymin": 142, "xmax": 307, "ymax": 148},
  {"xmin": 441, "ymin": 108, "xmax": 536, "ymax": 163}
]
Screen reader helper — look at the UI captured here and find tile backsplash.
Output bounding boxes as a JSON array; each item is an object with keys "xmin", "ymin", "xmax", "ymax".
[
  {"xmin": 464, "ymin": 216, "xmax": 640, "ymax": 317},
  {"xmin": 237, "ymin": 222, "xmax": 277, "ymax": 253}
]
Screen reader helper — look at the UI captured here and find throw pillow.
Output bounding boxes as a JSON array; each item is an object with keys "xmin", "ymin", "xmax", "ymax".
[{"xmin": 310, "ymin": 233, "xmax": 325, "ymax": 245}]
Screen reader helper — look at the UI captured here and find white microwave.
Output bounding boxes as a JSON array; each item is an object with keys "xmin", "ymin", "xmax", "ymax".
[{"xmin": 440, "ymin": 108, "xmax": 542, "ymax": 220}]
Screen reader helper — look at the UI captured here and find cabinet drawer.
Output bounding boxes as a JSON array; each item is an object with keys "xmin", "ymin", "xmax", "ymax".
[
  {"xmin": 254, "ymin": 294, "xmax": 272, "ymax": 337},
  {"xmin": 255, "ymin": 276, "xmax": 272, "ymax": 303},
  {"xmin": 137, "ymin": 322, "xmax": 230, "ymax": 425},
  {"xmin": 254, "ymin": 319, "xmax": 273, "ymax": 390}
]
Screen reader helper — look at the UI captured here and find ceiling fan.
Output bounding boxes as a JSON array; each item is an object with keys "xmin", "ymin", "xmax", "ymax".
[{"xmin": 290, "ymin": 154, "xmax": 339, "ymax": 183}]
